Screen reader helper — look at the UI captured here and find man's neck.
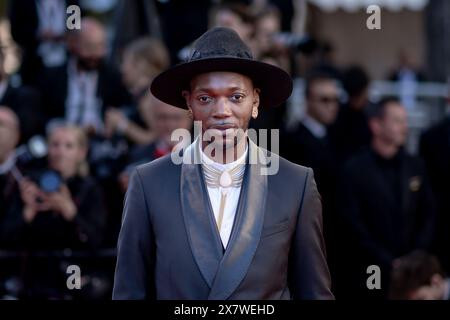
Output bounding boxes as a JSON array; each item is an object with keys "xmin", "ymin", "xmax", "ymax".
[
  {"xmin": 201, "ymin": 138, "xmax": 248, "ymax": 165},
  {"xmin": 371, "ymin": 139, "xmax": 399, "ymax": 159}
]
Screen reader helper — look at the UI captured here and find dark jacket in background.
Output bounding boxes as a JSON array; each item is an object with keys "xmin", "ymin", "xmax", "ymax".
[
  {"xmin": 419, "ymin": 118, "xmax": 450, "ymax": 273},
  {"xmin": 330, "ymin": 104, "xmax": 372, "ymax": 163},
  {"xmin": 0, "ymin": 80, "xmax": 44, "ymax": 143}
]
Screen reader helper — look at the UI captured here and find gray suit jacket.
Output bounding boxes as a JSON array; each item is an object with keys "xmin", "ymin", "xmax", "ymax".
[{"xmin": 113, "ymin": 140, "xmax": 333, "ymax": 299}]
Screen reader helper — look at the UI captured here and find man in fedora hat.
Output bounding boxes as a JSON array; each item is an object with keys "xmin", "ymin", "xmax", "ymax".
[{"xmin": 113, "ymin": 27, "xmax": 333, "ymax": 300}]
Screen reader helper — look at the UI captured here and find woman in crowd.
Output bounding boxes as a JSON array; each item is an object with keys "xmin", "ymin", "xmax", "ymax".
[{"xmin": 104, "ymin": 37, "xmax": 170, "ymax": 146}]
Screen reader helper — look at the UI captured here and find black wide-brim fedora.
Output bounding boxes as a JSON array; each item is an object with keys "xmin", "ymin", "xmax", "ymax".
[{"xmin": 150, "ymin": 27, "xmax": 293, "ymax": 110}]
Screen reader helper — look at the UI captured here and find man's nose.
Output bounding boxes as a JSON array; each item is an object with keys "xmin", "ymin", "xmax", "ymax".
[{"xmin": 212, "ymin": 98, "xmax": 232, "ymax": 118}]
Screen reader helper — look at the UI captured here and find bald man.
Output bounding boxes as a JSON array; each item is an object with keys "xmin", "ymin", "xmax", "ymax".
[
  {"xmin": 39, "ymin": 17, "xmax": 131, "ymax": 134},
  {"xmin": 73, "ymin": 18, "xmax": 108, "ymax": 72}
]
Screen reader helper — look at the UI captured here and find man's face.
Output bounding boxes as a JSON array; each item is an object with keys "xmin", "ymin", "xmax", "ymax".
[
  {"xmin": 183, "ymin": 72, "xmax": 259, "ymax": 151},
  {"xmin": 375, "ymin": 103, "xmax": 408, "ymax": 147},
  {"xmin": 75, "ymin": 25, "xmax": 107, "ymax": 71},
  {"xmin": 307, "ymin": 79, "xmax": 339, "ymax": 125}
]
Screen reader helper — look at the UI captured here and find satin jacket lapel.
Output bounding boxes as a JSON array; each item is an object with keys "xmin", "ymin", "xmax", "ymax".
[
  {"xmin": 208, "ymin": 140, "xmax": 268, "ymax": 300},
  {"xmin": 180, "ymin": 140, "xmax": 224, "ymax": 288}
]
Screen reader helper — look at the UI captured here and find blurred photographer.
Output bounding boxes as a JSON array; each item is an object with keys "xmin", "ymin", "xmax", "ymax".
[{"xmin": 1, "ymin": 124, "xmax": 106, "ymax": 250}]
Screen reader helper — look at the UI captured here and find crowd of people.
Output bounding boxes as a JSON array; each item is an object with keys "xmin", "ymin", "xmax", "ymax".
[{"xmin": 0, "ymin": 0, "xmax": 448, "ymax": 300}]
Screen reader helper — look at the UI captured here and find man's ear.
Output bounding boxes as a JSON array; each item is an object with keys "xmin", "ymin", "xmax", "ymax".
[
  {"xmin": 252, "ymin": 88, "xmax": 260, "ymax": 119},
  {"xmin": 253, "ymin": 88, "xmax": 260, "ymax": 105}
]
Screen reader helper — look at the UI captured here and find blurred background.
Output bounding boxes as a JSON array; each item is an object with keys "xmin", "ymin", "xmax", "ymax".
[{"xmin": 0, "ymin": 0, "xmax": 449, "ymax": 300}]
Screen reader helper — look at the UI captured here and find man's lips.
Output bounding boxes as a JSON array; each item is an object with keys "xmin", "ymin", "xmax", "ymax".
[{"xmin": 209, "ymin": 124, "xmax": 237, "ymax": 131}]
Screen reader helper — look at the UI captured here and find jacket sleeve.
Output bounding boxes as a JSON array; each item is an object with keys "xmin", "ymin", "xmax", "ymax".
[
  {"xmin": 112, "ymin": 168, "xmax": 155, "ymax": 299},
  {"xmin": 289, "ymin": 168, "xmax": 334, "ymax": 299}
]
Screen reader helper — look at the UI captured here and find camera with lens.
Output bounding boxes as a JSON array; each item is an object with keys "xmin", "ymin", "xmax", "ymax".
[
  {"xmin": 12, "ymin": 136, "xmax": 62, "ymax": 193},
  {"xmin": 37, "ymin": 169, "xmax": 63, "ymax": 193}
]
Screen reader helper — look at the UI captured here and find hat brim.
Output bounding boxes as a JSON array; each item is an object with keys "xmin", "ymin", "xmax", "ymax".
[{"xmin": 150, "ymin": 57, "xmax": 293, "ymax": 110}]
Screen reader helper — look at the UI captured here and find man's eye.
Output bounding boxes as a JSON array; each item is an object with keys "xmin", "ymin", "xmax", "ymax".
[
  {"xmin": 231, "ymin": 94, "xmax": 244, "ymax": 102},
  {"xmin": 198, "ymin": 96, "xmax": 212, "ymax": 103}
]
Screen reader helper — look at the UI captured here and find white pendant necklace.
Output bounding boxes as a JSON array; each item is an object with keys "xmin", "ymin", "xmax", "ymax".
[{"xmin": 219, "ymin": 171, "xmax": 233, "ymax": 188}]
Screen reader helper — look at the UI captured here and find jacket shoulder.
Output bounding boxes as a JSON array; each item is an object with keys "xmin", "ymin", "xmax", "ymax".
[
  {"xmin": 135, "ymin": 154, "xmax": 179, "ymax": 178},
  {"xmin": 277, "ymin": 153, "xmax": 313, "ymax": 178}
]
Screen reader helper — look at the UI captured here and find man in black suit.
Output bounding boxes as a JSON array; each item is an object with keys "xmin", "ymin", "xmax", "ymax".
[
  {"xmin": 419, "ymin": 113, "xmax": 450, "ymax": 274},
  {"xmin": 337, "ymin": 98, "xmax": 436, "ymax": 299},
  {"xmin": 39, "ymin": 17, "xmax": 130, "ymax": 135},
  {"xmin": 113, "ymin": 27, "xmax": 333, "ymax": 300},
  {"xmin": 281, "ymin": 71, "xmax": 339, "ymax": 216}
]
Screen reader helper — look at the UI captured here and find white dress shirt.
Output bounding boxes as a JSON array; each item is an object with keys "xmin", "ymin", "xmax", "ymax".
[
  {"xmin": 65, "ymin": 59, "xmax": 103, "ymax": 132},
  {"xmin": 200, "ymin": 143, "xmax": 248, "ymax": 249}
]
